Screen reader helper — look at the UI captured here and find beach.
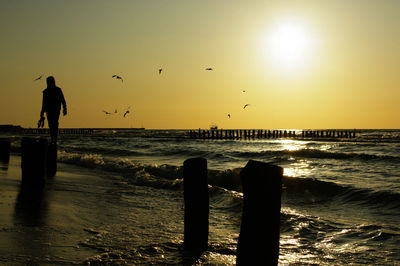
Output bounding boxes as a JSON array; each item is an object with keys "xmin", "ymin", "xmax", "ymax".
[
  {"xmin": 1, "ymin": 155, "xmax": 139, "ymax": 264},
  {"xmin": 0, "ymin": 130, "xmax": 400, "ymax": 264},
  {"xmin": 0, "ymin": 154, "xmax": 238, "ymax": 265}
]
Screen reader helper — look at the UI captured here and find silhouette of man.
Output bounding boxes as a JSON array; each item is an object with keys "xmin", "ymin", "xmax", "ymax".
[{"xmin": 39, "ymin": 76, "xmax": 67, "ymax": 144}]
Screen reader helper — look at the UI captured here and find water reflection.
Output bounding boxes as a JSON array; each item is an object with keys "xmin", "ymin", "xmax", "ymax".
[
  {"xmin": 278, "ymin": 139, "xmax": 305, "ymax": 151},
  {"xmin": 0, "ymin": 160, "xmax": 8, "ymax": 173},
  {"xmin": 284, "ymin": 161, "xmax": 312, "ymax": 178},
  {"xmin": 14, "ymin": 184, "xmax": 49, "ymax": 226}
]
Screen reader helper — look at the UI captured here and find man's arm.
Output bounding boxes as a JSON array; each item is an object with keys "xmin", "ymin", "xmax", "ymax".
[
  {"xmin": 60, "ymin": 89, "xmax": 67, "ymax": 115},
  {"xmin": 40, "ymin": 92, "xmax": 46, "ymax": 118}
]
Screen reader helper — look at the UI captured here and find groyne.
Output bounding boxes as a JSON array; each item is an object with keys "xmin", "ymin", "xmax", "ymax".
[
  {"xmin": 23, "ymin": 128, "xmax": 95, "ymax": 135},
  {"xmin": 189, "ymin": 129, "xmax": 356, "ymax": 140},
  {"xmin": 21, "ymin": 128, "xmax": 145, "ymax": 135}
]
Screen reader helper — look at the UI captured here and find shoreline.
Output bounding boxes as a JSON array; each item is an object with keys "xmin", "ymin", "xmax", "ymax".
[{"xmin": 0, "ymin": 155, "xmax": 124, "ymax": 264}]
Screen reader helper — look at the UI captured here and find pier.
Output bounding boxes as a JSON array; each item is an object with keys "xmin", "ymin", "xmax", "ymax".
[
  {"xmin": 188, "ymin": 129, "xmax": 356, "ymax": 140},
  {"xmin": 23, "ymin": 128, "xmax": 95, "ymax": 135},
  {"xmin": 21, "ymin": 128, "xmax": 145, "ymax": 136}
]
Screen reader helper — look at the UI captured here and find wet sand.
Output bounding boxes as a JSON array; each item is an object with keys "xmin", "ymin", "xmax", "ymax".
[
  {"xmin": 0, "ymin": 155, "xmax": 127, "ymax": 265},
  {"xmin": 0, "ymin": 154, "xmax": 240, "ymax": 265}
]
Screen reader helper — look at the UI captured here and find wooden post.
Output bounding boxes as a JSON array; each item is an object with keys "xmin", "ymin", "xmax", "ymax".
[
  {"xmin": 0, "ymin": 138, "xmax": 11, "ymax": 163},
  {"xmin": 47, "ymin": 144, "xmax": 57, "ymax": 177},
  {"xmin": 21, "ymin": 137, "xmax": 48, "ymax": 186},
  {"xmin": 183, "ymin": 157, "xmax": 209, "ymax": 251},
  {"xmin": 237, "ymin": 160, "xmax": 282, "ymax": 265}
]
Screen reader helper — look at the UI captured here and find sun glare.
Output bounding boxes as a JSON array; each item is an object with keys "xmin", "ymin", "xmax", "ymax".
[{"xmin": 263, "ymin": 21, "xmax": 314, "ymax": 73}]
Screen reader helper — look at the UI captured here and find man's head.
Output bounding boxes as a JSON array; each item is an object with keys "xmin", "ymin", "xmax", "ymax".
[{"xmin": 46, "ymin": 76, "xmax": 56, "ymax": 87}]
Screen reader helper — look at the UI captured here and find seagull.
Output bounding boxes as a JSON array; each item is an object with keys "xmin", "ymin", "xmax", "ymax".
[
  {"xmin": 159, "ymin": 68, "xmax": 163, "ymax": 75},
  {"xmin": 242, "ymin": 90, "xmax": 246, "ymax": 93},
  {"xmin": 112, "ymin": 75, "xmax": 123, "ymax": 82},
  {"xmin": 243, "ymin": 104, "xmax": 250, "ymax": 109},
  {"xmin": 205, "ymin": 68, "xmax": 213, "ymax": 71},
  {"xmin": 123, "ymin": 106, "xmax": 131, "ymax": 117},
  {"xmin": 34, "ymin": 74, "xmax": 43, "ymax": 81},
  {"xmin": 102, "ymin": 110, "xmax": 113, "ymax": 115},
  {"xmin": 227, "ymin": 114, "xmax": 231, "ymax": 119}
]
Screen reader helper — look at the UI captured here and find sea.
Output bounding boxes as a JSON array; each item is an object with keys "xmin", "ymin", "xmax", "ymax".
[{"xmin": 2, "ymin": 129, "xmax": 400, "ymax": 265}]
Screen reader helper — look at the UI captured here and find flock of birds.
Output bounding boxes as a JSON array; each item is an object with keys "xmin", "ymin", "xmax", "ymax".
[
  {"xmin": 102, "ymin": 106, "xmax": 130, "ymax": 118},
  {"xmin": 34, "ymin": 67, "xmax": 251, "ymax": 121}
]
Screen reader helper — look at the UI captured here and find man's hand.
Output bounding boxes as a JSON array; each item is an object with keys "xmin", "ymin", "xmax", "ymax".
[{"xmin": 63, "ymin": 108, "xmax": 67, "ymax": 116}]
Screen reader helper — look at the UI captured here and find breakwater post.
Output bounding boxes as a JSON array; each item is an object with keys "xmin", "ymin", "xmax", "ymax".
[
  {"xmin": 47, "ymin": 144, "xmax": 57, "ymax": 177},
  {"xmin": 0, "ymin": 138, "xmax": 11, "ymax": 163},
  {"xmin": 21, "ymin": 137, "xmax": 48, "ymax": 186},
  {"xmin": 183, "ymin": 157, "xmax": 209, "ymax": 251},
  {"xmin": 189, "ymin": 129, "xmax": 356, "ymax": 140},
  {"xmin": 236, "ymin": 160, "xmax": 283, "ymax": 265}
]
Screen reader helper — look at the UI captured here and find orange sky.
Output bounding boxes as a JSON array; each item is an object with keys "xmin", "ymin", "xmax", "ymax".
[{"xmin": 0, "ymin": 0, "xmax": 399, "ymax": 129}]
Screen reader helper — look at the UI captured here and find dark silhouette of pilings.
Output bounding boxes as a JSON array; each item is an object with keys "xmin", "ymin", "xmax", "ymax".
[
  {"xmin": 0, "ymin": 138, "xmax": 11, "ymax": 163},
  {"xmin": 21, "ymin": 137, "xmax": 48, "ymax": 186},
  {"xmin": 23, "ymin": 128, "xmax": 94, "ymax": 135},
  {"xmin": 183, "ymin": 157, "xmax": 209, "ymax": 251},
  {"xmin": 236, "ymin": 160, "xmax": 283, "ymax": 265},
  {"xmin": 188, "ymin": 129, "xmax": 356, "ymax": 140},
  {"xmin": 47, "ymin": 144, "xmax": 57, "ymax": 177}
]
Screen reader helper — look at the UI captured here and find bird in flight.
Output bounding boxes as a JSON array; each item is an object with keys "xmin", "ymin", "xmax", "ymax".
[
  {"xmin": 159, "ymin": 68, "xmax": 163, "ymax": 75},
  {"xmin": 123, "ymin": 106, "xmax": 131, "ymax": 117},
  {"xmin": 34, "ymin": 74, "xmax": 43, "ymax": 81},
  {"xmin": 102, "ymin": 110, "xmax": 113, "ymax": 115},
  {"xmin": 242, "ymin": 90, "xmax": 246, "ymax": 93},
  {"xmin": 227, "ymin": 114, "xmax": 231, "ymax": 119},
  {"xmin": 243, "ymin": 104, "xmax": 250, "ymax": 109},
  {"xmin": 112, "ymin": 75, "xmax": 123, "ymax": 82},
  {"xmin": 205, "ymin": 68, "xmax": 213, "ymax": 71}
]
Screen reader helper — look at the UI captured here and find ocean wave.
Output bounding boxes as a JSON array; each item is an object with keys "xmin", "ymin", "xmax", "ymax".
[
  {"xmin": 61, "ymin": 145, "xmax": 147, "ymax": 157},
  {"xmin": 283, "ymin": 176, "xmax": 400, "ymax": 212},
  {"xmin": 58, "ymin": 150, "xmax": 400, "ymax": 213},
  {"xmin": 60, "ymin": 143, "xmax": 400, "ymax": 165},
  {"xmin": 57, "ymin": 150, "xmax": 242, "ymax": 193},
  {"xmin": 229, "ymin": 148, "xmax": 400, "ymax": 162},
  {"xmin": 58, "ymin": 151, "xmax": 183, "ymax": 188}
]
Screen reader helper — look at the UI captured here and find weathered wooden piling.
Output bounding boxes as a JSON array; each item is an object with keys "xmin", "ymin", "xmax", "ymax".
[
  {"xmin": 21, "ymin": 137, "xmax": 48, "ymax": 186},
  {"xmin": 183, "ymin": 157, "xmax": 209, "ymax": 251},
  {"xmin": 189, "ymin": 128, "xmax": 356, "ymax": 140},
  {"xmin": 0, "ymin": 138, "xmax": 11, "ymax": 163},
  {"xmin": 47, "ymin": 144, "xmax": 57, "ymax": 177},
  {"xmin": 237, "ymin": 160, "xmax": 283, "ymax": 266}
]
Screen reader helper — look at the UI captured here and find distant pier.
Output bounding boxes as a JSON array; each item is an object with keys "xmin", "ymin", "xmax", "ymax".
[
  {"xmin": 23, "ymin": 128, "xmax": 95, "ymax": 135},
  {"xmin": 22, "ymin": 128, "xmax": 145, "ymax": 136},
  {"xmin": 188, "ymin": 129, "xmax": 356, "ymax": 140}
]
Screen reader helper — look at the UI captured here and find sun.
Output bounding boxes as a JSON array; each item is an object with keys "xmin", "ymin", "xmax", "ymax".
[{"xmin": 263, "ymin": 21, "xmax": 314, "ymax": 73}]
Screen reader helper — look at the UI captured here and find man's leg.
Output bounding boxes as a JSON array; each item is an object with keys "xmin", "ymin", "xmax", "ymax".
[{"xmin": 47, "ymin": 114, "xmax": 60, "ymax": 144}]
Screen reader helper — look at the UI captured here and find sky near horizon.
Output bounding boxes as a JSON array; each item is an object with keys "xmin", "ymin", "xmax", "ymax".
[{"xmin": 0, "ymin": 0, "xmax": 399, "ymax": 129}]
